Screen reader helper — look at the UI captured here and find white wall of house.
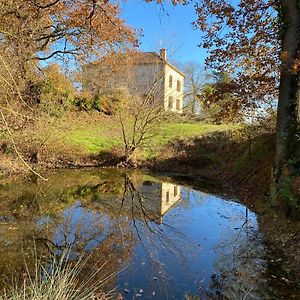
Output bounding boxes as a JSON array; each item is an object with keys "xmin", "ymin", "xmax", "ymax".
[
  {"xmin": 160, "ymin": 183, "xmax": 181, "ymax": 215},
  {"xmin": 83, "ymin": 51, "xmax": 185, "ymax": 114},
  {"xmin": 130, "ymin": 63, "xmax": 165, "ymax": 104},
  {"xmin": 164, "ymin": 64, "xmax": 184, "ymax": 114}
]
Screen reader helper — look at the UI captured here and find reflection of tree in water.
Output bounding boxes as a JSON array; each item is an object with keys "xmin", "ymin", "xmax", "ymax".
[
  {"xmin": 37, "ymin": 204, "xmax": 134, "ymax": 291},
  {"xmin": 33, "ymin": 173, "xmax": 191, "ymax": 297},
  {"xmin": 117, "ymin": 175, "xmax": 196, "ymax": 297},
  {"xmin": 203, "ymin": 214, "xmax": 266, "ymax": 300}
]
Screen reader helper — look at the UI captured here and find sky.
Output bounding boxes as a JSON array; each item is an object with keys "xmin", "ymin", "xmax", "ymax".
[{"xmin": 120, "ymin": 1, "xmax": 207, "ymax": 66}]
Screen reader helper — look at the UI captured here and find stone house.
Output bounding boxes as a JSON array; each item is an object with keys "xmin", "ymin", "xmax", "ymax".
[{"xmin": 82, "ymin": 49, "xmax": 185, "ymax": 114}]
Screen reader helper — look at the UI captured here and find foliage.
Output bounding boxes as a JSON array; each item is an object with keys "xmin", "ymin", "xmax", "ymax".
[
  {"xmin": 97, "ymin": 89, "xmax": 129, "ymax": 115},
  {"xmin": 23, "ymin": 64, "xmax": 77, "ymax": 116},
  {"xmin": 201, "ymin": 72, "xmax": 244, "ymax": 123},
  {"xmin": 73, "ymin": 89, "xmax": 127, "ymax": 114},
  {"xmin": 0, "ymin": 0, "xmax": 137, "ymax": 82},
  {"xmin": 39, "ymin": 85, "xmax": 74, "ymax": 117},
  {"xmin": 192, "ymin": 0, "xmax": 279, "ymax": 112},
  {"xmin": 43, "ymin": 64, "xmax": 76, "ymax": 94},
  {"xmin": 73, "ymin": 91, "xmax": 94, "ymax": 111}
]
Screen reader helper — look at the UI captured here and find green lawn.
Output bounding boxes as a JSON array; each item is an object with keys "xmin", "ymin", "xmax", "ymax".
[
  {"xmin": 60, "ymin": 114, "xmax": 233, "ymax": 159},
  {"xmin": 143, "ymin": 122, "xmax": 233, "ymax": 158},
  {"xmin": 65, "ymin": 130, "xmax": 120, "ymax": 153}
]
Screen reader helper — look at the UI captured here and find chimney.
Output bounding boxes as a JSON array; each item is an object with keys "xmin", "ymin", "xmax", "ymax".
[{"xmin": 160, "ymin": 48, "xmax": 167, "ymax": 60}]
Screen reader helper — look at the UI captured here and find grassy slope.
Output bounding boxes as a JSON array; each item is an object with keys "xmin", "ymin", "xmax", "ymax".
[
  {"xmin": 141, "ymin": 122, "xmax": 232, "ymax": 158},
  {"xmin": 0, "ymin": 111, "xmax": 234, "ymax": 174},
  {"xmin": 43, "ymin": 112, "xmax": 233, "ymax": 159}
]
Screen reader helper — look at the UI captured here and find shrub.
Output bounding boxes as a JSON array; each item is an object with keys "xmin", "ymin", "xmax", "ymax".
[
  {"xmin": 22, "ymin": 64, "xmax": 77, "ymax": 116},
  {"xmin": 97, "ymin": 88, "xmax": 129, "ymax": 115},
  {"xmin": 73, "ymin": 91, "xmax": 94, "ymax": 111},
  {"xmin": 40, "ymin": 83, "xmax": 75, "ymax": 116}
]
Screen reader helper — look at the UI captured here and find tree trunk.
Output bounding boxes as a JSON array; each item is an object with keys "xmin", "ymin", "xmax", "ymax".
[{"xmin": 275, "ymin": 0, "xmax": 300, "ymax": 210}]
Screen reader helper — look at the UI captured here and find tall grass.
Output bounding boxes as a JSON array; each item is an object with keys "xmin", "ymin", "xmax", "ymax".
[{"xmin": 0, "ymin": 252, "xmax": 119, "ymax": 300}]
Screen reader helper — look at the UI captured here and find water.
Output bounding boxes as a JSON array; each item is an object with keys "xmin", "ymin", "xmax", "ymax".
[{"xmin": 0, "ymin": 168, "xmax": 288, "ymax": 299}]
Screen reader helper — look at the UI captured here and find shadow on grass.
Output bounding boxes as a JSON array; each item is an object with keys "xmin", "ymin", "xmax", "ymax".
[{"xmin": 89, "ymin": 149, "xmax": 125, "ymax": 167}]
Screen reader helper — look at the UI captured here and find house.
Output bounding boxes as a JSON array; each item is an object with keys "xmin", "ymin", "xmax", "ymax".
[{"xmin": 82, "ymin": 49, "xmax": 185, "ymax": 114}]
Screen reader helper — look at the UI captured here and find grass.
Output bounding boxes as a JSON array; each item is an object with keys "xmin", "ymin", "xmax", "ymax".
[
  {"xmin": 0, "ymin": 251, "xmax": 115, "ymax": 300},
  {"xmin": 66, "ymin": 130, "xmax": 120, "ymax": 153},
  {"xmin": 10, "ymin": 111, "xmax": 235, "ymax": 164},
  {"xmin": 49, "ymin": 112, "xmax": 234, "ymax": 158},
  {"xmin": 142, "ymin": 122, "xmax": 233, "ymax": 158}
]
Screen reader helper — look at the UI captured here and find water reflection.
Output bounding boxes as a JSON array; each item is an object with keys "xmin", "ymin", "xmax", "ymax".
[{"xmin": 0, "ymin": 170, "xmax": 272, "ymax": 299}]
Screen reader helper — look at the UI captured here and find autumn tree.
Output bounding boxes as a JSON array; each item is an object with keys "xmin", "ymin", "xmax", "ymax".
[
  {"xmin": 148, "ymin": 0, "xmax": 300, "ymax": 208},
  {"xmin": 201, "ymin": 71, "xmax": 247, "ymax": 123},
  {"xmin": 0, "ymin": 0, "xmax": 137, "ymax": 87},
  {"xmin": 150, "ymin": 0, "xmax": 299, "ymax": 208},
  {"xmin": 273, "ymin": 1, "xmax": 300, "ymax": 210},
  {"xmin": 192, "ymin": 0, "xmax": 300, "ymax": 208}
]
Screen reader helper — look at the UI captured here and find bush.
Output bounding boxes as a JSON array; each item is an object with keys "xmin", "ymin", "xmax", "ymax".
[
  {"xmin": 23, "ymin": 78, "xmax": 76, "ymax": 117},
  {"xmin": 73, "ymin": 91, "xmax": 94, "ymax": 111},
  {"xmin": 97, "ymin": 88, "xmax": 129, "ymax": 115},
  {"xmin": 22, "ymin": 64, "xmax": 78, "ymax": 116},
  {"xmin": 40, "ymin": 82, "xmax": 75, "ymax": 116},
  {"xmin": 92, "ymin": 94, "xmax": 101, "ymax": 111}
]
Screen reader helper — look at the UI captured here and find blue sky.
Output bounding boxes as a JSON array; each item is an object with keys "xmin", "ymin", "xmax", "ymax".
[{"xmin": 120, "ymin": 1, "xmax": 207, "ymax": 66}]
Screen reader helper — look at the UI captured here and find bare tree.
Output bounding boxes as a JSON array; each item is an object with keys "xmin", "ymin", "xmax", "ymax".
[
  {"xmin": 183, "ymin": 62, "xmax": 206, "ymax": 116},
  {"xmin": 84, "ymin": 50, "xmax": 181, "ymax": 165},
  {"xmin": 118, "ymin": 85, "xmax": 167, "ymax": 165}
]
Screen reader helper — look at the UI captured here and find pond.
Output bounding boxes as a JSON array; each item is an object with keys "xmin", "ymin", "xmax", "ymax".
[{"xmin": 0, "ymin": 168, "xmax": 292, "ymax": 299}]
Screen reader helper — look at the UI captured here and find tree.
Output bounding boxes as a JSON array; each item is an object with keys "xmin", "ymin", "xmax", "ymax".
[
  {"xmin": 183, "ymin": 62, "xmax": 206, "ymax": 116},
  {"xmin": 274, "ymin": 1, "xmax": 300, "ymax": 208},
  {"xmin": 192, "ymin": 0, "xmax": 280, "ymax": 107},
  {"xmin": 0, "ymin": 0, "xmax": 138, "ymax": 176},
  {"xmin": 148, "ymin": 0, "xmax": 300, "ymax": 207},
  {"xmin": 83, "ymin": 50, "xmax": 170, "ymax": 164},
  {"xmin": 154, "ymin": 0, "xmax": 299, "ymax": 208},
  {"xmin": 118, "ymin": 93, "xmax": 166, "ymax": 165},
  {"xmin": 0, "ymin": 0, "xmax": 137, "ymax": 84},
  {"xmin": 201, "ymin": 71, "xmax": 246, "ymax": 123}
]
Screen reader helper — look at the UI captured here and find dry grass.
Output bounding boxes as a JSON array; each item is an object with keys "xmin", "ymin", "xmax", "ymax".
[{"xmin": 0, "ymin": 252, "xmax": 119, "ymax": 300}]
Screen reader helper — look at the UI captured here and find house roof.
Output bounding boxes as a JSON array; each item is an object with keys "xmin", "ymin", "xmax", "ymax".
[
  {"xmin": 135, "ymin": 52, "xmax": 186, "ymax": 77},
  {"xmin": 88, "ymin": 51, "xmax": 186, "ymax": 77}
]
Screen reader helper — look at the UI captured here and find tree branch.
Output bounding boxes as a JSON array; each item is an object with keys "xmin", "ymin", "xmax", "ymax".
[
  {"xmin": 33, "ymin": 49, "xmax": 78, "ymax": 60},
  {"xmin": 32, "ymin": 0, "xmax": 61, "ymax": 9}
]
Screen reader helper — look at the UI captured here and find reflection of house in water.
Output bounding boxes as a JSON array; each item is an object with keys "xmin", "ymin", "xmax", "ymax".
[
  {"xmin": 66, "ymin": 177, "xmax": 183, "ymax": 224},
  {"xmin": 161, "ymin": 183, "xmax": 181, "ymax": 215},
  {"xmin": 139, "ymin": 181, "xmax": 181, "ymax": 222}
]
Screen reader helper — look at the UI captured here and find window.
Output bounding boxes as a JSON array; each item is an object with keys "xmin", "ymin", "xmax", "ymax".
[
  {"xmin": 168, "ymin": 96, "xmax": 173, "ymax": 109},
  {"xmin": 166, "ymin": 191, "xmax": 170, "ymax": 202},
  {"xmin": 177, "ymin": 80, "xmax": 181, "ymax": 92},
  {"xmin": 176, "ymin": 99, "xmax": 181, "ymax": 110},
  {"xmin": 174, "ymin": 186, "xmax": 178, "ymax": 196},
  {"xmin": 169, "ymin": 75, "xmax": 173, "ymax": 88}
]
